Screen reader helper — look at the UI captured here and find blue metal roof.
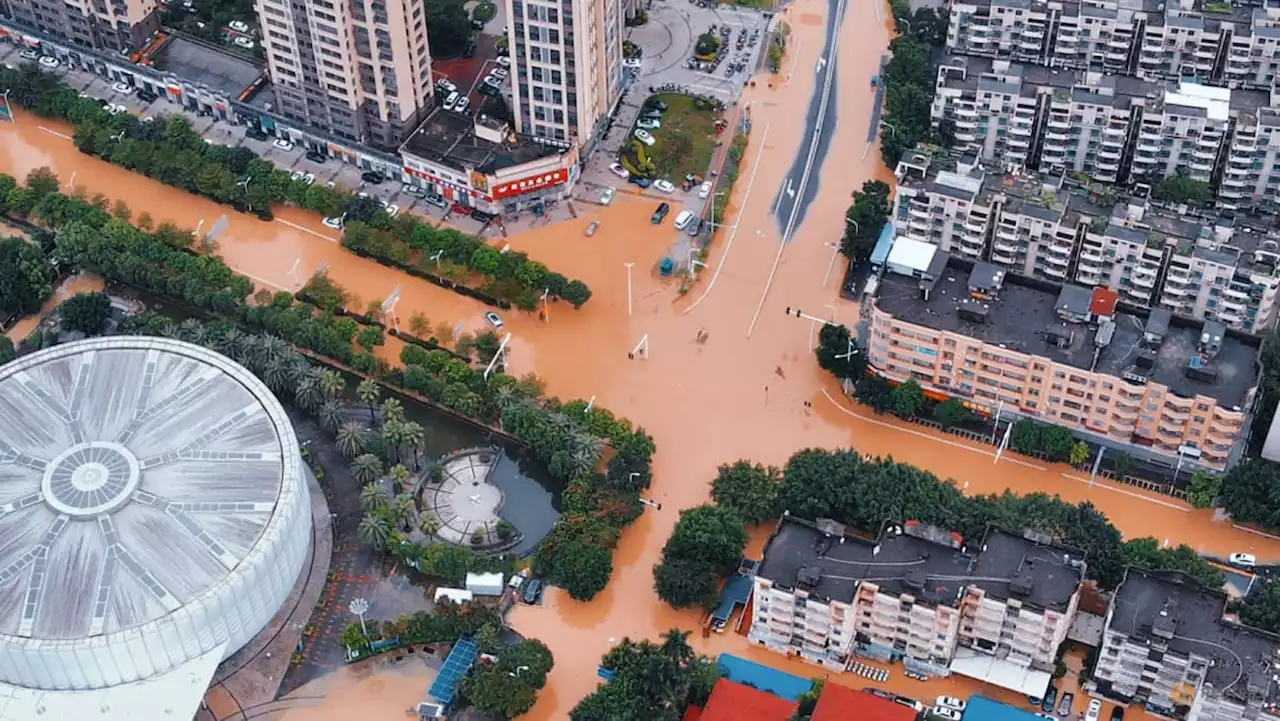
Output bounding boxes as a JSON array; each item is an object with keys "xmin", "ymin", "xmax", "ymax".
[
  {"xmin": 962, "ymin": 696, "xmax": 1046, "ymax": 721},
  {"xmin": 710, "ymin": 559, "xmax": 757, "ymax": 623},
  {"xmin": 869, "ymin": 222, "xmax": 895, "ymax": 266},
  {"xmin": 716, "ymin": 654, "xmax": 813, "ymax": 701},
  {"xmin": 428, "ymin": 635, "xmax": 478, "ymax": 706}
]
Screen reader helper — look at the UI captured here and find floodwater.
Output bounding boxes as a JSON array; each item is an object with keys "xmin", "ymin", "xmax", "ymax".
[
  {"xmin": 2, "ymin": 0, "xmax": 1278, "ymax": 714},
  {"xmin": 4, "ymin": 272, "xmax": 104, "ymax": 342},
  {"xmin": 207, "ymin": 658, "xmax": 435, "ymax": 721}
]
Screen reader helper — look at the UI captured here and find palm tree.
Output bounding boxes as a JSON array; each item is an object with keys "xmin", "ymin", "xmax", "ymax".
[
  {"xmin": 335, "ymin": 422, "xmax": 366, "ymax": 459},
  {"xmin": 351, "ymin": 453, "xmax": 384, "ymax": 485},
  {"xmin": 492, "ymin": 384, "xmax": 520, "ymax": 413},
  {"xmin": 263, "ymin": 356, "xmax": 295, "ymax": 393},
  {"xmin": 320, "ymin": 369, "xmax": 345, "ymax": 400},
  {"xmin": 568, "ymin": 432, "xmax": 603, "ymax": 476},
  {"xmin": 219, "ymin": 327, "xmax": 249, "ymax": 362},
  {"xmin": 359, "ymin": 483, "xmax": 390, "ymax": 514},
  {"xmin": 419, "ymin": 512, "xmax": 441, "ymax": 535},
  {"xmin": 389, "ymin": 464, "xmax": 411, "ymax": 493},
  {"xmin": 381, "ymin": 397, "xmax": 405, "ymax": 426},
  {"xmin": 293, "ymin": 373, "xmax": 323, "ymax": 413},
  {"xmin": 178, "ymin": 319, "xmax": 206, "ymax": 345},
  {"xmin": 357, "ymin": 513, "xmax": 392, "ymax": 550},
  {"xmin": 547, "ymin": 411, "xmax": 574, "ymax": 435},
  {"xmin": 356, "ymin": 379, "xmax": 380, "ymax": 424},
  {"xmin": 400, "ymin": 421, "xmax": 426, "ymax": 471},
  {"xmin": 392, "ymin": 494, "xmax": 416, "ymax": 530},
  {"xmin": 382, "ymin": 420, "xmax": 404, "ymax": 465},
  {"xmin": 318, "ymin": 399, "xmax": 344, "ymax": 434}
]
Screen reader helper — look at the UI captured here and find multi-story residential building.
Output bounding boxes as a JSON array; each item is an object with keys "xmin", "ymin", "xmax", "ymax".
[
  {"xmin": 254, "ymin": 0, "xmax": 434, "ymax": 147},
  {"xmin": 891, "ymin": 153, "xmax": 1280, "ymax": 333},
  {"xmin": 1221, "ymin": 106, "xmax": 1280, "ymax": 209},
  {"xmin": 1, "ymin": 0, "xmax": 159, "ymax": 52},
  {"xmin": 1095, "ymin": 567, "xmax": 1280, "ymax": 721},
  {"xmin": 947, "ymin": 0, "xmax": 1280, "ymax": 92},
  {"xmin": 866, "ymin": 240, "xmax": 1261, "ymax": 469},
  {"xmin": 750, "ymin": 517, "xmax": 1084, "ymax": 698},
  {"xmin": 504, "ymin": 0, "xmax": 623, "ymax": 149}
]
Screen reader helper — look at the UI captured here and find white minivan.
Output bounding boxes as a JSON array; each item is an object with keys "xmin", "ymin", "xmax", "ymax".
[{"xmin": 673, "ymin": 209, "xmax": 695, "ymax": 230}]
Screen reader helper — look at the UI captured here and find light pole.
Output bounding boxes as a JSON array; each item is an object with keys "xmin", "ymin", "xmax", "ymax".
[
  {"xmin": 431, "ymin": 250, "xmax": 444, "ymax": 269},
  {"xmin": 823, "ymin": 242, "xmax": 841, "ymax": 287},
  {"xmin": 507, "ymin": 665, "xmax": 531, "ymax": 679},
  {"xmin": 349, "ymin": 597, "xmax": 370, "ymax": 638},
  {"xmin": 897, "ymin": 17, "xmax": 912, "ymax": 35},
  {"xmin": 882, "ymin": 122, "xmax": 898, "ymax": 140},
  {"xmin": 624, "ymin": 262, "xmax": 634, "ymax": 317},
  {"xmin": 289, "ymin": 257, "xmax": 301, "ymax": 288}
]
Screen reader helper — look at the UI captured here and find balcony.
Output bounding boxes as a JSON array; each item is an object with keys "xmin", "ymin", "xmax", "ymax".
[
  {"xmin": 1163, "ymin": 285, "xmax": 1188, "ymax": 298},
  {"xmin": 1041, "ymin": 263, "xmax": 1067, "ymax": 280},
  {"xmin": 1047, "ymin": 118, "xmax": 1071, "ymax": 131}
]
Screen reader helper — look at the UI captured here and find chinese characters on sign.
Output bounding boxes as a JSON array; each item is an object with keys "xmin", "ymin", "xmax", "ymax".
[{"xmin": 489, "ymin": 169, "xmax": 569, "ymax": 200}]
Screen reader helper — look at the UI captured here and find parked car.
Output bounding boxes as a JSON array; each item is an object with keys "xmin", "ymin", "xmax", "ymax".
[
  {"xmin": 673, "ymin": 209, "xmax": 695, "ymax": 230},
  {"xmin": 233, "ymin": 36, "xmax": 254, "ymax": 49},
  {"xmin": 496, "ymin": 55, "xmax": 511, "ymax": 67},
  {"xmin": 624, "ymin": 57, "xmax": 642, "ymax": 69},
  {"xmin": 228, "ymin": 19, "xmax": 250, "ymax": 32},
  {"xmin": 306, "ymin": 150, "xmax": 328, "ymax": 163},
  {"xmin": 451, "ymin": 202, "xmax": 471, "ymax": 215},
  {"xmin": 485, "ymin": 312, "xmax": 504, "ymax": 328},
  {"xmin": 521, "ymin": 578, "xmax": 542, "ymax": 604},
  {"xmin": 476, "ymin": 82, "xmax": 500, "ymax": 97},
  {"xmin": 136, "ymin": 88, "xmax": 159, "ymax": 103},
  {"xmin": 470, "ymin": 208, "xmax": 494, "ymax": 223},
  {"xmin": 653, "ymin": 179, "xmax": 676, "ymax": 194},
  {"xmin": 932, "ymin": 708, "xmax": 961, "ymax": 721},
  {"xmin": 106, "ymin": 104, "xmax": 127, "ymax": 115},
  {"xmin": 1084, "ymin": 699, "xmax": 1102, "ymax": 721},
  {"xmin": 1057, "ymin": 692, "xmax": 1074, "ymax": 717},
  {"xmin": 423, "ymin": 193, "xmax": 448, "ymax": 209},
  {"xmin": 608, "ymin": 163, "xmax": 630, "ymax": 179},
  {"xmin": 384, "ymin": 204, "xmax": 399, "ymax": 218},
  {"xmin": 1042, "ymin": 686, "xmax": 1058, "ymax": 713},
  {"xmin": 685, "ymin": 218, "xmax": 703, "ymax": 236},
  {"xmin": 698, "ymin": 181, "xmax": 713, "ymax": 199},
  {"xmin": 636, "ymin": 118, "xmax": 661, "ymax": 130},
  {"xmin": 454, "ymin": 96, "xmax": 470, "ymax": 113},
  {"xmin": 1110, "ymin": 707, "xmax": 1125, "ymax": 721},
  {"xmin": 322, "ymin": 214, "xmax": 345, "ymax": 229},
  {"xmin": 936, "ymin": 697, "xmax": 966, "ymax": 712},
  {"xmin": 482, "ymin": 74, "xmax": 502, "ymax": 89},
  {"xmin": 289, "ymin": 170, "xmax": 305, "ymax": 182},
  {"xmin": 20, "ymin": 49, "xmax": 39, "ymax": 60},
  {"xmin": 272, "ymin": 138, "xmax": 295, "ymax": 151},
  {"xmin": 600, "ymin": 187, "xmax": 616, "ymax": 205},
  {"xmin": 1229, "ymin": 552, "xmax": 1257, "ymax": 569},
  {"xmin": 629, "ymin": 176, "xmax": 651, "ymax": 189},
  {"xmin": 38, "ymin": 56, "xmax": 59, "ymax": 68},
  {"xmin": 361, "ymin": 171, "xmax": 385, "ymax": 184},
  {"xmin": 490, "ymin": 67, "xmax": 508, "ymax": 79},
  {"xmin": 443, "ymin": 91, "xmax": 459, "ymax": 110},
  {"xmin": 401, "ymin": 182, "xmax": 423, "ymax": 196},
  {"xmin": 645, "ymin": 98, "xmax": 669, "ymax": 111},
  {"xmin": 651, "ymin": 202, "xmax": 670, "ymax": 224},
  {"xmin": 640, "ymin": 108, "xmax": 664, "ymax": 120},
  {"xmin": 111, "ymin": 81, "xmax": 132, "ymax": 94},
  {"xmin": 633, "ymin": 128, "xmax": 655, "ymax": 146},
  {"xmin": 436, "ymin": 78, "xmax": 457, "ymax": 94}
]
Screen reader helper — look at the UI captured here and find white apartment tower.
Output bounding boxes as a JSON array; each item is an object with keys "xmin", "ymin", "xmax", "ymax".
[
  {"xmin": 505, "ymin": 0, "xmax": 623, "ymax": 147},
  {"xmin": 256, "ymin": 0, "xmax": 434, "ymax": 147}
]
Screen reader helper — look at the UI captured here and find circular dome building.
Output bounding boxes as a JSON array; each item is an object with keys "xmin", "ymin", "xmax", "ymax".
[{"xmin": 0, "ymin": 336, "xmax": 311, "ymax": 693}]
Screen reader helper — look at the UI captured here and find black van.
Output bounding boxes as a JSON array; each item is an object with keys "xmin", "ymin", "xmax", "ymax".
[{"xmin": 651, "ymin": 202, "xmax": 670, "ymax": 224}]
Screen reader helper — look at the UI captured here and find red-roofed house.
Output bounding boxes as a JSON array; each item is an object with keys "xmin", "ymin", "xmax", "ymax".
[
  {"xmin": 811, "ymin": 683, "xmax": 918, "ymax": 721},
  {"xmin": 698, "ymin": 678, "xmax": 799, "ymax": 721}
]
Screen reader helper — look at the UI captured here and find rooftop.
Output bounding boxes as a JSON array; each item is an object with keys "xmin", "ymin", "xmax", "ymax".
[
  {"xmin": 150, "ymin": 35, "xmax": 263, "ymax": 99},
  {"xmin": 756, "ymin": 517, "xmax": 1083, "ymax": 611},
  {"xmin": 399, "ymin": 105, "xmax": 565, "ymax": 175},
  {"xmin": 961, "ymin": 695, "xmax": 1051, "ymax": 721},
  {"xmin": 697, "ymin": 678, "xmax": 798, "ymax": 721},
  {"xmin": 874, "ymin": 259, "xmax": 1259, "ymax": 408},
  {"xmin": 811, "ymin": 684, "xmax": 918, "ymax": 721},
  {"xmin": 1109, "ymin": 568, "xmax": 1280, "ymax": 705}
]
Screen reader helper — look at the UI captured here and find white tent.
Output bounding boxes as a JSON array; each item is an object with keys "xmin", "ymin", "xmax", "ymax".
[
  {"xmin": 434, "ymin": 587, "xmax": 474, "ymax": 604},
  {"xmin": 466, "ymin": 572, "xmax": 505, "ymax": 596}
]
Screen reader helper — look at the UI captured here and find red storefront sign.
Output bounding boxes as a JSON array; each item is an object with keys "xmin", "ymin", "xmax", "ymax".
[{"xmin": 490, "ymin": 169, "xmax": 568, "ymax": 200}]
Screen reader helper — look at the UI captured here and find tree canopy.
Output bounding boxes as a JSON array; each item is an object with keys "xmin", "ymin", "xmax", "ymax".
[
  {"xmin": 816, "ymin": 323, "xmax": 865, "ymax": 380},
  {"xmin": 653, "ymin": 504, "xmax": 747, "ymax": 608},
  {"xmin": 424, "ymin": 0, "xmax": 473, "ymax": 58},
  {"xmin": 459, "ymin": 639, "xmax": 554, "ymax": 719},
  {"xmin": 1220, "ymin": 459, "xmax": 1280, "ymax": 530},
  {"xmin": 839, "ymin": 180, "xmax": 890, "ymax": 264},
  {"xmin": 0, "ymin": 235, "xmax": 53, "ymax": 317},
  {"xmin": 570, "ymin": 630, "xmax": 719, "ymax": 721},
  {"xmin": 59, "ymin": 291, "xmax": 112, "ymax": 336},
  {"xmin": 1239, "ymin": 579, "xmax": 1280, "ymax": 634},
  {"xmin": 710, "ymin": 460, "xmax": 780, "ymax": 525}
]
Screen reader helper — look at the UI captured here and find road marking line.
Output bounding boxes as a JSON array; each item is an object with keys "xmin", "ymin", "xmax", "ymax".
[
  {"xmin": 682, "ymin": 121, "xmax": 771, "ymax": 315},
  {"xmin": 819, "ymin": 389, "xmax": 1046, "ymax": 472},
  {"xmin": 38, "ymin": 126, "xmax": 73, "ymax": 140},
  {"xmin": 1059, "ymin": 473, "xmax": 1191, "ymax": 512},
  {"xmin": 275, "ymin": 218, "xmax": 339, "ymax": 243},
  {"xmin": 231, "ymin": 267, "xmax": 289, "ymax": 291},
  {"xmin": 1234, "ymin": 523, "xmax": 1280, "ymax": 541}
]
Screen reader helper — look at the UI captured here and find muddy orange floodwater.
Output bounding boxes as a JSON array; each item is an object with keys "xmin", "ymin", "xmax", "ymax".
[{"xmin": 1, "ymin": 0, "xmax": 1275, "ymax": 714}]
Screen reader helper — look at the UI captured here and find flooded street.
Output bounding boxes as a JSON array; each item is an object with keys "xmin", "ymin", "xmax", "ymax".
[
  {"xmin": 2, "ymin": 0, "xmax": 1278, "ymax": 714},
  {"xmin": 4, "ymin": 272, "xmax": 104, "ymax": 342}
]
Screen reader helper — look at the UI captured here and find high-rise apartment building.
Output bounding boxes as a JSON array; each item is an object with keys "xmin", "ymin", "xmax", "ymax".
[
  {"xmin": 750, "ymin": 517, "xmax": 1084, "ymax": 698},
  {"xmin": 504, "ymin": 0, "xmax": 623, "ymax": 148},
  {"xmin": 2, "ymin": 0, "xmax": 158, "ymax": 52},
  {"xmin": 255, "ymin": 0, "xmax": 434, "ymax": 147}
]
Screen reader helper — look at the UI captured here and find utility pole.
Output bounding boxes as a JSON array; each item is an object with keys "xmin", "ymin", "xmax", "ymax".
[{"xmin": 624, "ymin": 262, "xmax": 634, "ymax": 317}]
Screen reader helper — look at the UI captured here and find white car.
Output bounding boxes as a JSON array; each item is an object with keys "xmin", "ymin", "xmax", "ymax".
[
  {"xmin": 932, "ymin": 708, "xmax": 962, "ymax": 721},
  {"xmin": 496, "ymin": 55, "xmax": 511, "ymax": 67},
  {"xmin": 636, "ymin": 118, "xmax": 660, "ymax": 130},
  {"xmin": 20, "ymin": 49, "xmax": 39, "ymax": 60},
  {"xmin": 401, "ymin": 182, "xmax": 423, "ymax": 196},
  {"xmin": 322, "ymin": 214, "xmax": 345, "ymax": 229},
  {"xmin": 38, "ymin": 56, "xmax": 59, "ymax": 68},
  {"xmin": 454, "ymin": 96, "xmax": 470, "ymax": 113},
  {"xmin": 490, "ymin": 67, "xmax": 508, "ymax": 79},
  {"xmin": 485, "ymin": 312, "xmax": 503, "ymax": 328},
  {"xmin": 385, "ymin": 204, "xmax": 400, "ymax": 218},
  {"xmin": 698, "ymin": 181, "xmax": 712, "ymax": 199},
  {"xmin": 443, "ymin": 91, "xmax": 459, "ymax": 110},
  {"xmin": 1084, "ymin": 699, "xmax": 1101, "ymax": 721},
  {"xmin": 624, "ymin": 57, "xmax": 642, "ymax": 68},
  {"xmin": 233, "ymin": 36, "xmax": 254, "ymax": 49},
  {"xmin": 633, "ymin": 128, "xmax": 655, "ymax": 146},
  {"xmin": 600, "ymin": 187, "xmax": 616, "ymax": 205},
  {"xmin": 290, "ymin": 170, "xmax": 305, "ymax": 181},
  {"xmin": 303, "ymin": 172, "xmax": 316, "ymax": 185},
  {"xmin": 111, "ymin": 81, "xmax": 132, "ymax": 94},
  {"xmin": 936, "ymin": 697, "xmax": 966, "ymax": 712},
  {"xmin": 653, "ymin": 179, "xmax": 676, "ymax": 194},
  {"xmin": 608, "ymin": 163, "xmax": 630, "ymax": 179},
  {"xmin": 436, "ymin": 78, "xmax": 457, "ymax": 94},
  {"xmin": 228, "ymin": 20, "xmax": 250, "ymax": 32},
  {"xmin": 273, "ymin": 138, "xmax": 295, "ymax": 151},
  {"xmin": 482, "ymin": 74, "xmax": 502, "ymax": 89},
  {"xmin": 1230, "ymin": 552, "xmax": 1257, "ymax": 568}
]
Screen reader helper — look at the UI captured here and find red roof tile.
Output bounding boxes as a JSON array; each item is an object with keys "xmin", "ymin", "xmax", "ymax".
[
  {"xmin": 811, "ymin": 684, "xmax": 919, "ymax": 721},
  {"xmin": 1089, "ymin": 287, "xmax": 1119, "ymax": 317},
  {"xmin": 699, "ymin": 678, "xmax": 798, "ymax": 721},
  {"xmin": 682, "ymin": 704, "xmax": 703, "ymax": 721}
]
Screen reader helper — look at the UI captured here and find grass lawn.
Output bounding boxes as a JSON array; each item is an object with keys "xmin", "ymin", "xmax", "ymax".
[{"xmin": 645, "ymin": 93, "xmax": 719, "ymax": 182}]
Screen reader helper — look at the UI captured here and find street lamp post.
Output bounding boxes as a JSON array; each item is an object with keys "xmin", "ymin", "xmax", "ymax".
[
  {"xmin": 882, "ymin": 122, "xmax": 898, "ymax": 140},
  {"xmin": 623, "ymin": 262, "xmax": 634, "ymax": 317},
  {"xmin": 710, "ymin": 191, "xmax": 727, "ymax": 230},
  {"xmin": 349, "ymin": 597, "xmax": 370, "ymax": 638}
]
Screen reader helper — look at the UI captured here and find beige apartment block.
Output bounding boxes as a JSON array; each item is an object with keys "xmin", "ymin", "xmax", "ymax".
[
  {"xmin": 504, "ymin": 0, "xmax": 623, "ymax": 147},
  {"xmin": 868, "ymin": 241, "xmax": 1259, "ymax": 469},
  {"xmin": 751, "ymin": 518, "xmax": 1084, "ymax": 697},
  {"xmin": 256, "ymin": 0, "xmax": 433, "ymax": 147},
  {"xmin": 3, "ymin": 0, "xmax": 158, "ymax": 52}
]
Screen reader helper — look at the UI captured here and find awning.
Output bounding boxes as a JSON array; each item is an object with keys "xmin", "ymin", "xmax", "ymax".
[{"xmin": 949, "ymin": 648, "xmax": 1052, "ymax": 698}]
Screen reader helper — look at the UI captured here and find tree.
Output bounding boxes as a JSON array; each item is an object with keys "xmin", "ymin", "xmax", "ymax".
[
  {"xmin": 360, "ymin": 483, "xmax": 390, "ymax": 514},
  {"xmin": 1069, "ymin": 441, "xmax": 1090, "ymax": 467},
  {"xmin": 424, "ymin": 0, "xmax": 472, "ymax": 58},
  {"xmin": 889, "ymin": 379, "xmax": 925, "ymax": 418},
  {"xmin": 1239, "ymin": 578, "xmax": 1280, "ymax": 633},
  {"xmin": 0, "ymin": 237, "xmax": 53, "ymax": 316},
  {"xmin": 0, "ymin": 337, "xmax": 14, "ymax": 365},
  {"xmin": 351, "ymin": 453, "xmax": 384, "ymax": 485},
  {"xmin": 475, "ymin": 622, "xmax": 501, "ymax": 655},
  {"xmin": 401, "ymin": 420, "xmax": 426, "ymax": 470},
  {"xmin": 815, "ymin": 323, "xmax": 864, "ymax": 380},
  {"xmin": 710, "ymin": 460, "xmax": 780, "ymax": 525},
  {"xmin": 318, "ymin": 399, "xmax": 344, "ymax": 434},
  {"xmin": 357, "ymin": 512, "xmax": 392, "ymax": 550},
  {"xmin": 357, "ymin": 378, "xmax": 381, "ymax": 423},
  {"xmin": 58, "ymin": 291, "xmax": 112, "ymax": 336},
  {"xmin": 335, "ymin": 422, "xmax": 366, "ymax": 458},
  {"xmin": 498, "ymin": 639, "xmax": 554, "ymax": 687},
  {"xmin": 1188, "ymin": 470, "xmax": 1222, "ymax": 509},
  {"xmin": 1119, "ymin": 537, "xmax": 1224, "ymax": 589},
  {"xmin": 459, "ymin": 666, "xmax": 538, "ymax": 718},
  {"xmin": 839, "ymin": 180, "xmax": 890, "ymax": 264},
  {"xmin": 570, "ymin": 630, "xmax": 712, "ymax": 721},
  {"xmin": 1152, "ymin": 173, "xmax": 1212, "ymax": 206},
  {"xmin": 381, "ymin": 397, "xmax": 405, "ymax": 424},
  {"xmin": 1220, "ymin": 459, "xmax": 1280, "ymax": 530},
  {"xmin": 654, "ymin": 504, "xmax": 747, "ymax": 608},
  {"xmin": 933, "ymin": 398, "xmax": 968, "ymax": 429},
  {"xmin": 548, "ymin": 538, "xmax": 614, "ymax": 601},
  {"xmin": 654, "ymin": 556, "xmax": 720, "ymax": 608}
]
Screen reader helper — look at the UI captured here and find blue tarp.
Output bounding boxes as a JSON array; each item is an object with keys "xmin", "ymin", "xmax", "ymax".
[
  {"xmin": 428, "ymin": 635, "xmax": 478, "ymax": 706},
  {"xmin": 715, "ymin": 654, "xmax": 813, "ymax": 701},
  {"xmin": 962, "ymin": 696, "xmax": 1047, "ymax": 721},
  {"xmin": 869, "ymin": 223, "xmax": 895, "ymax": 267}
]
